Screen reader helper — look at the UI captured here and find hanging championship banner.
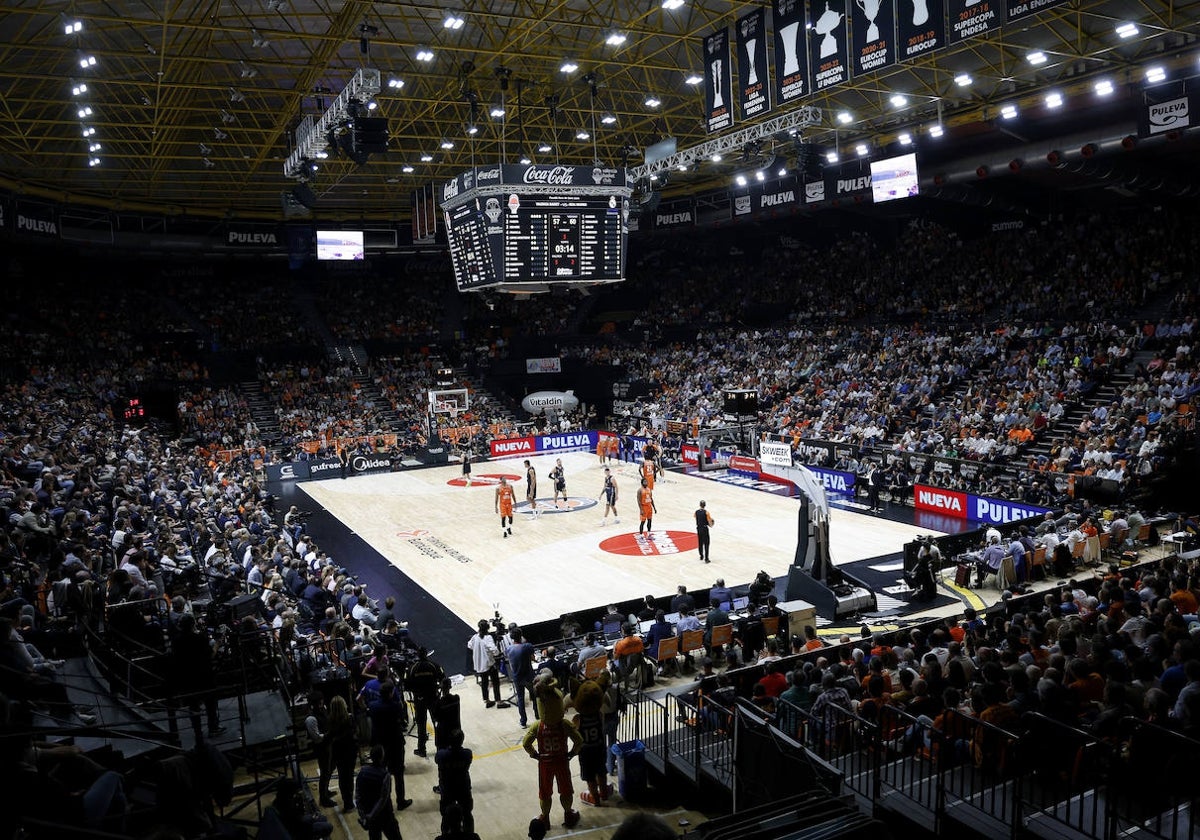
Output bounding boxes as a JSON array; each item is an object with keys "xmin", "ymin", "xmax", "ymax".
[
  {"xmin": 773, "ymin": 0, "xmax": 811, "ymax": 104},
  {"xmin": 810, "ymin": 0, "xmax": 850, "ymax": 92},
  {"xmin": 950, "ymin": 0, "xmax": 1000, "ymax": 43},
  {"xmin": 897, "ymin": 0, "xmax": 947, "ymax": 60},
  {"xmin": 851, "ymin": 0, "xmax": 897, "ymax": 76},
  {"xmin": 703, "ymin": 27, "xmax": 734, "ymax": 133},
  {"xmin": 736, "ymin": 8, "xmax": 771, "ymax": 119},
  {"xmin": 1006, "ymin": 0, "xmax": 1067, "ymax": 23}
]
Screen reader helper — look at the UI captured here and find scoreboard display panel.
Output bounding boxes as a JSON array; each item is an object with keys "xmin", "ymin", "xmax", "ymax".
[{"xmin": 441, "ymin": 164, "xmax": 631, "ymax": 292}]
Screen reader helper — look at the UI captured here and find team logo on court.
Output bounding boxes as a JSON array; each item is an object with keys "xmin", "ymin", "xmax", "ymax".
[
  {"xmin": 446, "ymin": 472, "xmax": 522, "ymax": 487},
  {"xmin": 516, "ymin": 497, "xmax": 599, "ymax": 514},
  {"xmin": 599, "ymin": 530, "xmax": 699, "ymax": 556},
  {"xmin": 395, "ymin": 529, "xmax": 433, "ymax": 540}
]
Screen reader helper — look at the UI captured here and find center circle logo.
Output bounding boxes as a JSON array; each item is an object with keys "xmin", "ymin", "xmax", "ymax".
[
  {"xmin": 599, "ymin": 530, "xmax": 699, "ymax": 556},
  {"xmin": 447, "ymin": 472, "xmax": 522, "ymax": 487},
  {"xmin": 517, "ymin": 497, "xmax": 598, "ymax": 514}
]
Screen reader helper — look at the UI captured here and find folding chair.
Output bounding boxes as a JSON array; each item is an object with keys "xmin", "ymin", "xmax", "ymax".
[
  {"xmin": 708, "ymin": 623, "xmax": 733, "ymax": 657},
  {"xmin": 655, "ymin": 636, "xmax": 679, "ymax": 676},
  {"xmin": 583, "ymin": 654, "xmax": 609, "ymax": 680},
  {"xmin": 761, "ymin": 615, "xmax": 781, "ymax": 639}
]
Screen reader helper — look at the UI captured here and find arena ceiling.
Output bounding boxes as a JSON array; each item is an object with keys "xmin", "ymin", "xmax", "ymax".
[{"xmin": 0, "ymin": 0, "xmax": 1196, "ymax": 220}]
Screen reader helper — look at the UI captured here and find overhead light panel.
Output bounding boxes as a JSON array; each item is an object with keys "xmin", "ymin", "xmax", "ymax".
[
  {"xmin": 466, "ymin": 124, "xmax": 478, "ymax": 135},
  {"xmin": 1000, "ymin": 103, "xmax": 1018, "ymax": 119},
  {"xmin": 685, "ymin": 73, "xmax": 703, "ymax": 85},
  {"xmin": 387, "ymin": 77, "xmax": 405, "ymax": 89},
  {"xmin": 420, "ymin": 153, "xmax": 434, "ymax": 161},
  {"xmin": 954, "ymin": 73, "xmax": 971, "ymax": 87},
  {"xmin": 88, "ymin": 157, "xmax": 101, "ymax": 167},
  {"xmin": 735, "ymin": 174, "xmax": 747, "ymax": 186},
  {"xmin": 576, "ymin": 129, "xmax": 590, "ymax": 140},
  {"xmin": 1094, "ymin": 79, "xmax": 1114, "ymax": 97},
  {"xmin": 1115, "ymin": 22, "xmax": 1139, "ymax": 39},
  {"xmin": 889, "ymin": 93, "xmax": 907, "ymax": 108},
  {"xmin": 1026, "ymin": 50, "xmax": 1047, "ymax": 65},
  {"xmin": 538, "ymin": 142, "xmax": 553, "ymax": 153},
  {"xmin": 366, "ymin": 100, "xmax": 378, "ymax": 110},
  {"xmin": 230, "ymin": 88, "xmax": 246, "ymax": 102},
  {"xmin": 928, "ymin": 124, "xmax": 944, "ymax": 137},
  {"xmin": 519, "ymin": 153, "xmax": 532, "ymax": 164},
  {"xmin": 600, "ymin": 112, "xmax": 617, "ymax": 125},
  {"xmin": 605, "ymin": 31, "xmax": 627, "ymax": 46},
  {"xmin": 836, "ymin": 110, "xmax": 852, "ymax": 124},
  {"xmin": 443, "ymin": 12, "xmax": 465, "ymax": 30},
  {"xmin": 560, "ymin": 59, "xmax": 578, "ymax": 73},
  {"xmin": 416, "ymin": 47, "xmax": 435, "ymax": 62},
  {"xmin": 214, "ymin": 127, "xmax": 228, "ymax": 139},
  {"xmin": 199, "ymin": 143, "xmax": 212, "ymax": 154},
  {"xmin": 76, "ymin": 105, "xmax": 93, "ymax": 118},
  {"xmin": 440, "ymin": 138, "xmax": 454, "ymax": 149},
  {"xmin": 663, "ymin": 0, "xmax": 685, "ymax": 8},
  {"xmin": 855, "ymin": 143, "xmax": 869, "ymax": 156},
  {"xmin": 825, "ymin": 151, "xmax": 839, "ymax": 163},
  {"xmin": 252, "ymin": 28, "xmax": 269, "ymax": 47},
  {"xmin": 1045, "ymin": 91, "xmax": 1063, "ymax": 109},
  {"xmin": 1146, "ymin": 65, "xmax": 1166, "ymax": 83},
  {"xmin": 78, "ymin": 54, "xmax": 97, "ymax": 68},
  {"xmin": 64, "ymin": 18, "xmax": 83, "ymax": 35},
  {"xmin": 489, "ymin": 103, "xmax": 506, "ymax": 118},
  {"xmin": 644, "ymin": 94, "xmax": 661, "ymax": 107},
  {"xmin": 755, "ymin": 170, "xmax": 765, "ymax": 181},
  {"xmin": 402, "ymin": 164, "xmax": 415, "ymax": 173},
  {"xmin": 898, "ymin": 132, "xmax": 912, "ymax": 145},
  {"xmin": 88, "ymin": 142, "xmax": 101, "ymax": 152},
  {"xmin": 710, "ymin": 153, "xmax": 722, "ymax": 162},
  {"xmin": 81, "ymin": 125, "xmax": 95, "ymax": 137},
  {"xmin": 71, "ymin": 81, "xmax": 88, "ymax": 96},
  {"xmin": 202, "ymin": 158, "xmax": 215, "ymax": 168},
  {"xmin": 239, "ymin": 61, "xmax": 258, "ymax": 79},
  {"xmin": 220, "ymin": 108, "xmax": 236, "ymax": 123}
]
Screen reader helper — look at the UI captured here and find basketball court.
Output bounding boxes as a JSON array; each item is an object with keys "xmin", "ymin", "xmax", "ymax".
[{"xmin": 297, "ymin": 450, "xmax": 944, "ymax": 629}]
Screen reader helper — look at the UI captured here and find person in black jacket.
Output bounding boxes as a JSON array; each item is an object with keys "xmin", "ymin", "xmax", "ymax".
[
  {"xmin": 406, "ymin": 647, "xmax": 444, "ymax": 757},
  {"xmin": 170, "ymin": 614, "xmax": 225, "ymax": 739},
  {"xmin": 355, "ymin": 745, "xmax": 401, "ymax": 840},
  {"xmin": 366, "ymin": 680, "xmax": 412, "ymax": 811}
]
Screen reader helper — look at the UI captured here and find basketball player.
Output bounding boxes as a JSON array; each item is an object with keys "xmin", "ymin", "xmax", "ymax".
[
  {"xmin": 695, "ymin": 500, "xmax": 714, "ymax": 564},
  {"xmin": 600, "ymin": 468, "xmax": 620, "ymax": 526},
  {"xmin": 640, "ymin": 450, "xmax": 656, "ymax": 492},
  {"xmin": 461, "ymin": 447, "xmax": 472, "ymax": 487},
  {"xmin": 550, "ymin": 458, "xmax": 567, "ymax": 509},
  {"xmin": 637, "ymin": 478, "xmax": 657, "ymax": 537},
  {"xmin": 496, "ymin": 476, "xmax": 515, "ymax": 537},
  {"xmin": 524, "ymin": 459, "xmax": 539, "ymax": 518}
]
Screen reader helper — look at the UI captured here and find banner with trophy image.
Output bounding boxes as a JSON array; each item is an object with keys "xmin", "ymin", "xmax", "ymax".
[
  {"xmin": 773, "ymin": 0, "xmax": 811, "ymax": 105},
  {"xmin": 810, "ymin": 0, "xmax": 850, "ymax": 92},
  {"xmin": 736, "ymin": 8, "xmax": 771, "ymax": 119},
  {"xmin": 703, "ymin": 27, "xmax": 734, "ymax": 133},
  {"xmin": 896, "ymin": 0, "xmax": 946, "ymax": 60},
  {"xmin": 850, "ymin": 0, "xmax": 897, "ymax": 77}
]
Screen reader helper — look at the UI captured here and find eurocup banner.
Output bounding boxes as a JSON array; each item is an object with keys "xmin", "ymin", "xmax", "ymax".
[
  {"xmin": 736, "ymin": 8, "xmax": 772, "ymax": 120},
  {"xmin": 703, "ymin": 27, "xmax": 734, "ymax": 133},
  {"xmin": 772, "ymin": 0, "xmax": 811, "ymax": 105},
  {"xmin": 850, "ymin": 0, "xmax": 897, "ymax": 77},
  {"xmin": 897, "ymin": 0, "xmax": 946, "ymax": 60},
  {"xmin": 810, "ymin": 0, "xmax": 850, "ymax": 91}
]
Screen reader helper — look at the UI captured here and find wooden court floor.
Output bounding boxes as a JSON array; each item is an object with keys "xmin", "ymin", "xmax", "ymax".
[{"xmin": 299, "ymin": 451, "xmax": 939, "ymax": 629}]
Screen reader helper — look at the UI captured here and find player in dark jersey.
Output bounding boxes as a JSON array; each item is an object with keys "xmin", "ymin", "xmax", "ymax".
[
  {"xmin": 550, "ymin": 458, "xmax": 567, "ymax": 509},
  {"xmin": 695, "ymin": 500, "xmax": 714, "ymax": 563},
  {"xmin": 600, "ymin": 468, "xmax": 619, "ymax": 526},
  {"xmin": 524, "ymin": 459, "xmax": 539, "ymax": 518}
]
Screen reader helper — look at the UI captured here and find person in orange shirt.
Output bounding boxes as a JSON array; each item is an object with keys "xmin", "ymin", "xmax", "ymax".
[
  {"xmin": 495, "ymin": 476, "xmax": 515, "ymax": 538},
  {"xmin": 1169, "ymin": 577, "xmax": 1199, "ymax": 616},
  {"xmin": 641, "ymin": 454, "xmax": 656, "ymax": 491},
  {"xmin": 636, "ymin": 479, "xmax": 657, "ymax": 537}
]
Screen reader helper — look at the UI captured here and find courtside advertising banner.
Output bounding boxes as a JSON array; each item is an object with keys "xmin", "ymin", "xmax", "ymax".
[
  {"xmin": 896, "ymin": 0, "xmax": 945, "ymax": 60},
  {"xmin": 703, "ymin": 27, "xmax": 734, "ymax": 132},
  {"xmin": 265, "ymin": 462, "xmax": 311, "ymax": 482},
  {"xmin": 851, "ymin": 0, "xmax": 897, "ymax": 77},
  {"xmin": 759, "ymin": 440, "xmax": 793, "ymax": 467},
  {"xmin": 536, "ymin": 431, "xmax": 599, "ymax": 453},
  {"xmin": 805, "ymin": 466, "xmax": 856, "ymax": 495},
  {"xmin": 490, "ymin": 437, "xmax": 537, "ymax": 458},
  {"xmin": 525, "ymin": 357, "xmax": 562, "ymax": 374},
  {"xmin": 736, "ymin": 8, "xmax": 772, "ymax": 120},
  {"xmin": 914, "ymin": 484, "xmax": 1050, "ymax": 524},
  {"xmin": 755, "ymin": 177, "xmax": 800, "ymax": 215},
  {"xmin": 810, "ymin": 0, "xmax": 850, "ymax": 91},
  {"xmin": 773, "ymin": 0, "xmax": 811, "ymax": 104}
]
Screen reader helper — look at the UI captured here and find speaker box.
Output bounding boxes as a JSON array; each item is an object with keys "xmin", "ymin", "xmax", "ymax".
[{"xmin": 351, "ymin": 117, "xmax": 389, "ymax": 154}]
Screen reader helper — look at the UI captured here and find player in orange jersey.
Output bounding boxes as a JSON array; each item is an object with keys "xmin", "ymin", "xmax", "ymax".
[
  {"xmin": 496, "ymin": 476, "xmax": 515, "ymax": 538},
  {"xmin": 637, "ymin": 478, "xmax": 657, "ymax": 537}
]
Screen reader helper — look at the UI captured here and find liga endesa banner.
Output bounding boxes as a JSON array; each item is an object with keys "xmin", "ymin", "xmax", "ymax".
[{"xmin": 913, "ymin": 484, "xmax": 1050, "ymax": 524}]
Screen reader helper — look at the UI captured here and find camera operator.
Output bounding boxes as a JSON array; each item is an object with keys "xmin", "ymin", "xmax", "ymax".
[
  {"xmin": 467, "ymin": 619, "xmax": 502, "ymax": 709},
  {"xmin": 910, "ymin": 537, "xmax": 941, "ymax": 602}
]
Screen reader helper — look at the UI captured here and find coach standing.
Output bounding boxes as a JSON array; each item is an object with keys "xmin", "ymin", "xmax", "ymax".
[{"xmin": 695, "ymin": 501, "xmax": 714, "ymax": 564}]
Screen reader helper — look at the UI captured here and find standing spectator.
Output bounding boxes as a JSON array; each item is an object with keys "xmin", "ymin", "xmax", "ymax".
[
  {"xmin": 467, "ymin": 620, "xmax": 502, "ymax": 708},
  {"xmin": 507, "ymin": 627, "xmax": 538, "ymax": 728},
  {"xmin": 407, "ymin": 647, "xmax": 444, "ymax": 757},
  {"xmin": 435, "ymin": 729, "xmax": 475, "ymax": 836},
  {"xmin": 170, "ymin": 614, "xmax": 225, "ymax": 740},
  {"xmin": 355, "ymin": 745, "xmax": 402, "ymax": 840},
  {"xmin": 327, "ymin": 695, "xmax": 358, "ymax": 814},
  {"xmin": 366, "ymin": 680, "xmax": 412, "ymax": 812},
  {"xmin": 304, "ymin": 692, "xmax": 336, "ymax": 807}
]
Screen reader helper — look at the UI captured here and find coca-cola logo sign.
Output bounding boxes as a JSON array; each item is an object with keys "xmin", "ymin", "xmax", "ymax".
[{"xmin": 522, "ymin": 165, "xmax": 576, "ymax": 185}]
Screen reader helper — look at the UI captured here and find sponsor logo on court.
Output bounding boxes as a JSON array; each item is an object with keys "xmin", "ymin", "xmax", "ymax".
[
  {"xmin": 394, "ymin": 529, "xmax": 473, "ymax": 564},
  {"xmin": 599, "ymin": 530, "xmax": 699, "ymax": 557},
  {"xmin": 446, "ymin": 472, "xmax": 522, "ymax": 487},
  {"xmin": 516, "ymin": 497, "xmax": 599, "ymax": 514}
]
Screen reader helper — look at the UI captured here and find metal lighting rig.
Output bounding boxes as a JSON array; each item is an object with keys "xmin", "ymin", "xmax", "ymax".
[{"xmin": 284, "ymin": 67, "xmax": 382, "ymax": 178}]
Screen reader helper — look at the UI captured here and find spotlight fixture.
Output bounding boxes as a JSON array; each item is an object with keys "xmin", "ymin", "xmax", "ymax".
[
  {"xmin": 88, "ymin": 157, "xmax": 101, "ymax": 167},
  {"xmin": 443, "ymin": 12, "xmax": 465, "ymax": 30},
  {"xmin": 220, "ymin": 109, "xmax": 236, "ymax": 123},
  {"xmin": 64, "ymin": 18, "xmax": 83, "ymax": 35},
  {"xmin": 387, "ymin": 77, "xmax": 405, "ymax": 89},
  {"xmin": 1026, "ymin": 50, "xmax": 1047, "ymax": 65},
  {"xmin": 416, "ymin": 47, "xmax": 435, "ymax": 62},
  {"xmin": 836, "ymin": 111, "xmax": 852, "ymax": 124},
  {"xmin": 1115, "ymin": 22, "xmax": 1139, "ymax": 39},
  {"xmin": 144, "ymin": 42, "xmax": 156, "ymax": 54},
  {"xmin": 78, "ymin": 53, "xmax": 97, "ymax": 68},
  {"xmin": 560, "ymin": 59, "xmax": 578, "ymax": 73},
  {"xmin": 755, "ymin": 170, "xmax": 765, "ymax": 181},
  {"xmin": 230, "ymin": 88, "xmax": 246, "ymax": 102},
  {"xmin": 644, "ymin": 94, "xmax": 661, "ymax": 107},
  {"xmin": 76, "ymin": 106, "xmax": 93, "ymax": 118},
  {"xmin": 855, "ymin": 143, "xmax": 869, "ymax": 156},
  {"xmin": 1045, "ymin": 91, "xmax": 1063, "ymax": 108},
  {"xmin": 710, "ymin": 153, "xmax": 722, "ymax": 162},
  {"xmin": 663, "ymin": 0, "xmax": 685, "ymax": 8},
  {"xmin": 440, "ymin": 138, "xmax": 454, "ymax": 149},
  {"xmin": 898, "ymin": 132, "xmax": 912, "ymax": 145},
  {"xmin": 1094, "ymin": 79, "xmax": 1114, "ymax": 96},
  {"xmin": 214, "ymin": 128, "xmax": 228, "ymax": 139},
  {"xmin": 358, "ymin": 21, "xmax": 378, "ymax": 54},
  {"xmin": 265, "ymin": 0, "xmax": 284, "ymax": 11},
  {"xmin": 928, "ymin": 124, "xmax": 944, "ymax": 137},
  {"xmin": 889, "ymin": 93, "xmax": 907, "ymax": 107},
  {"xmin": 576, "ymin": 129, "xmax": 590, "ymax": 140},
  {"xmin": 649, "ymin": 173, "xmax": 659, "ymax": 182},
  {"xmin": 1146, "ymin": 65, "xmax": 1166, "ymax": 83},
  {"xmin": 467, "ymin": 124, "xmax": 479, "ymax": 135},
  {"xmin": 203, "ymin": 158, "xmax": 215, "ymax": 168},
  {"xmin": 88, "ymin": 142, "xmax": 101, "ymax": 152},
  {"xmin": 679, "ymin": 164, "xmax": 690, "ymax": 172},
  {"xmin": 252, "ymin": 28, "xmax": 269, "ymax": 47},
  {"xmin": 239, "ymin": 61, "xmax": 258, "ymax": 79},
  {"xmin": 954, "ymin": 73, "xmax": 972, "ymax": 87},
  {"xmin": 81, "ymin": 125, "xmax": 95, "ymax": 137},
  {"xmin": 825, "ymin": 151, "xmax": 839, "ymax": 163},
  {"xmin": 519, "ymin": 153, "xmax": 532, "ymax": 164},
  {"xmin": 420, "ymin": 153, "xmax": 434, "ymax": 161},
  {"xmin": 402, "ymin": 164, "xmax": 415, "ymax": 173},
  {"xmin": 685, "ymin": 73, "xmax": 703, "ymax": 85},
  {"xmin": 538, "ymin": 142, "xmax": 553, "ymax": 153},
  {"xmin": 605, "ymin": 31, "xmax": 627, "ymax": 46},
  {"xmin": 366, "ymin": 100, "xmax": 378, "ymax": 110},
  {"xmin": 199, "ymin": 143, "xmax": 213, "ymax": 154},
  {"xmin": 1000, "ymin": 103, "xmax": 1018, "ymax": 119},
  {"xmin": 489, "ymin": 103, "xmax": 505, "ymax": 118},
  {"xmin": 71, "ymin": 81, "xmax": 88, "ymax": 96},
  {"xmin": 735, "ymin": 174, "xmax": 747, "ymax": 186}
]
